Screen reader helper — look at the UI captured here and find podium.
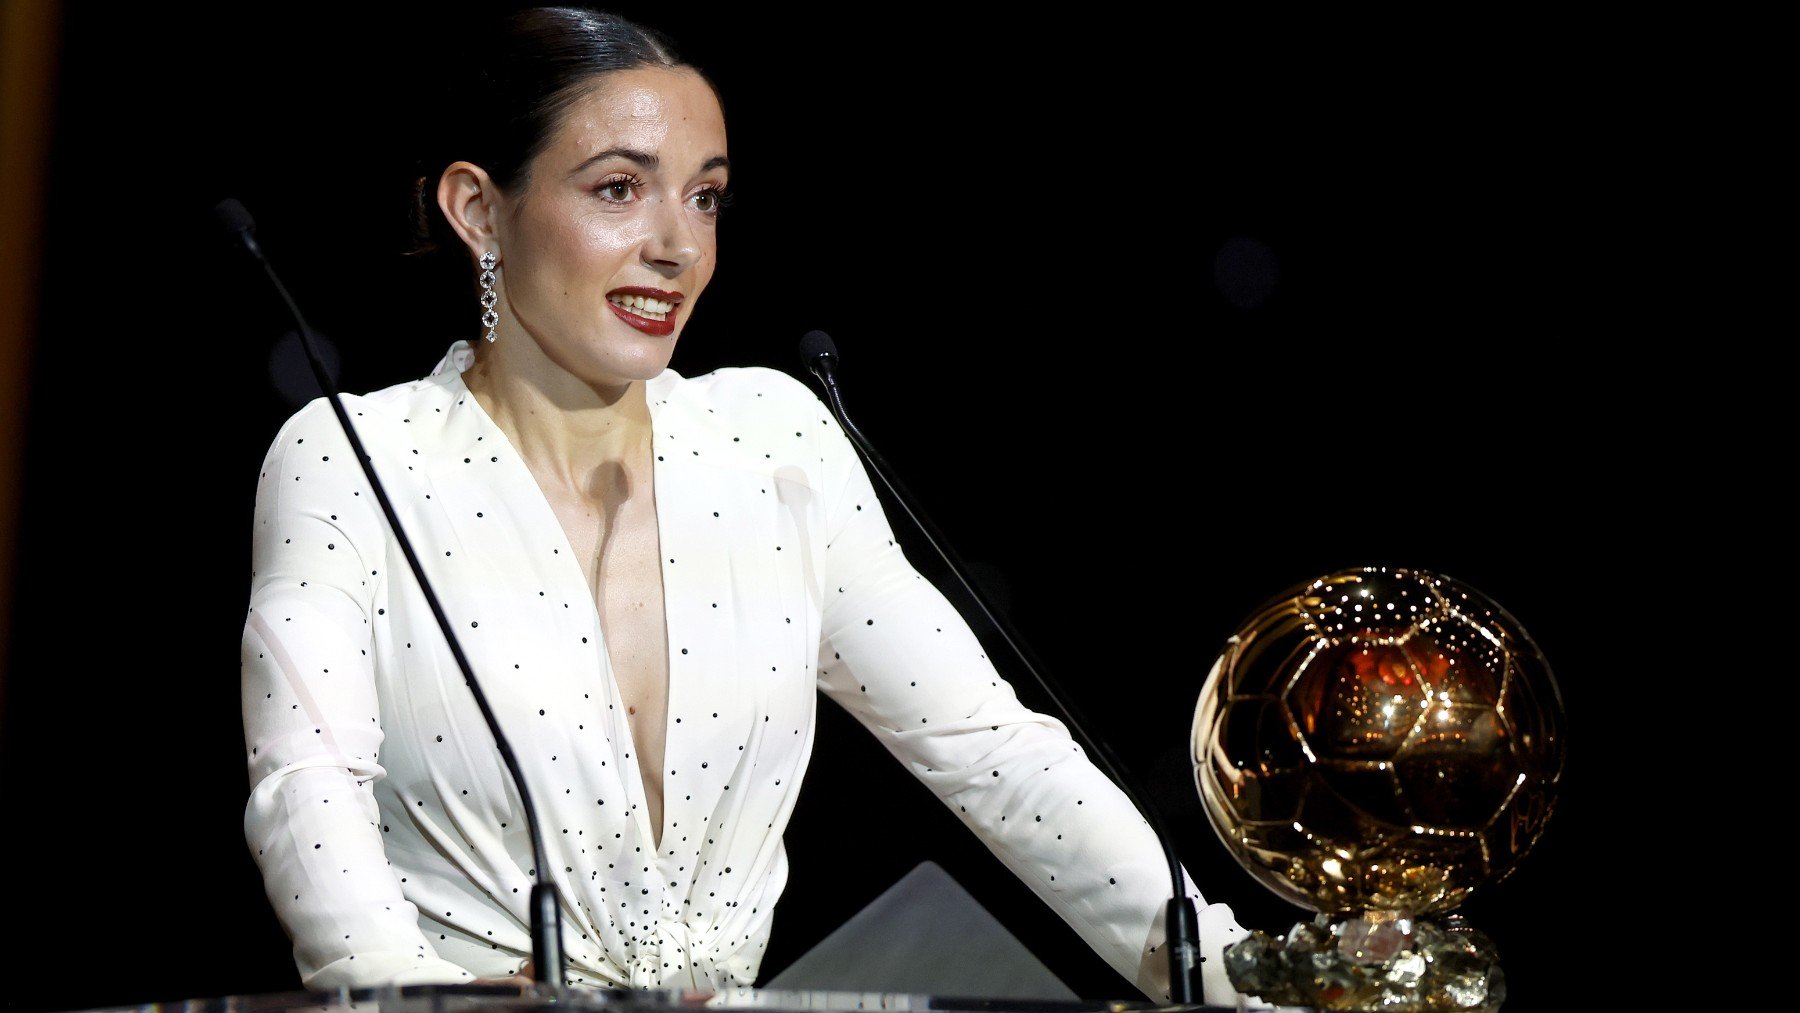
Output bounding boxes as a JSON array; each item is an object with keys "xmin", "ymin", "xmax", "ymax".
[
  {"xmin": 52, "ymin": 865, "xmax": 1272, "ymax": 1013},
  {"xmin": 64, "ymin": 985, "xmax": 1251, "ymax": 1013}
]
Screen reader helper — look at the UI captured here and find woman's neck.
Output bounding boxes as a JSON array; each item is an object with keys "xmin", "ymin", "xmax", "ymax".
[{"xmin": 461, "ymin": 344, "xmax": 655, "ymax": 494}]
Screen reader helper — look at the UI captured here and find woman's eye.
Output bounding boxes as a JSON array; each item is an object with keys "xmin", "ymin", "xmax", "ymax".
[
  {"xmin": 692, "ymin": 187, "xmax": 730, "ymax": 214},
  {"xmin": 597, "ymin": 180, "xmax": 636, "ymax": 202}
]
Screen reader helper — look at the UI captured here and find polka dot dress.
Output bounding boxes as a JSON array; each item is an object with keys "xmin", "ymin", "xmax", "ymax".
[{"xmin": 240, "ymin": 342, "xmax": 1248, "ymax": 1001}]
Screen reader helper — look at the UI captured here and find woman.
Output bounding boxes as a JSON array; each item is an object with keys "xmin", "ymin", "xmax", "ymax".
[{"xmin": 240, "ymin": 6, "xmax": 1249, "ymax": 1003}]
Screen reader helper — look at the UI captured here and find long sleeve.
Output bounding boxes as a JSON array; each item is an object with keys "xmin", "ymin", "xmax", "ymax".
[
  {"xmin": 241, "ymin": 398, "xmax": 477, "ymax": 990},
  {"xmin": 805, "ymin": 409, "xmax": 1251, "ymax": 1003},
  {"xmin": 239, "ymin": 356, "xmax": 1251, "ymax": 1000}
]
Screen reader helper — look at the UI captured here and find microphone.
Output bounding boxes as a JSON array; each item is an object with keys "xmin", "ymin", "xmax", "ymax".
[
  {"xmin": 800, "ymin": 330, "xmax": 1206, "ymax": 1005},
  {"xmin": 216, "ymin": 198, "xmax": 568, "ymax": 994}
]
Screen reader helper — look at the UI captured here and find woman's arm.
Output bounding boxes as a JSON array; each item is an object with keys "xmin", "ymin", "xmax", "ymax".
[
  {"xmin": 800, "ymin": 399, "xmax": 1250, "ymax": 1004},
  {"xmin": 241, "ymin": 399, "xmax": 477, "ymax": 990}
]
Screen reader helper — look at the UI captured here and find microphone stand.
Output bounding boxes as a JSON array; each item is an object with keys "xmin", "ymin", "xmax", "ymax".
[
  {"xmin": 799, "ymin": 331, "xmax": 1205, "ymax": 1005},
  {"xmin": 216, "ymin": 199, "xmax": 567, "ymax": 995}
]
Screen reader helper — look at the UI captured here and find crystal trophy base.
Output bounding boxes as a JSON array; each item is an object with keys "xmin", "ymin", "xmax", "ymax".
[{"xmin": 1223, "ymin": 910, "xmax": 1504, "ymax": 1012}]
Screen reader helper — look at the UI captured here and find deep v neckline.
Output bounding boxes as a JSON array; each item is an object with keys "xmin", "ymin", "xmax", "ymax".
[{"xmin": 446, "ymin": 364, "xmax": 675, "ymax": 854}]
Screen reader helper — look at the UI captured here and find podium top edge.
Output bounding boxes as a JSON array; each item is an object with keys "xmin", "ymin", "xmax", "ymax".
[{"xmin": 63, "ymin": 984, "xmax": 1259, "ymax": 1013}]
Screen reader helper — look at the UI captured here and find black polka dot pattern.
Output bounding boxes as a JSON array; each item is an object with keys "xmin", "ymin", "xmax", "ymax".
[{"xmin": 240, "ymin": 343, "xmax": 1232, "ymax": 998}]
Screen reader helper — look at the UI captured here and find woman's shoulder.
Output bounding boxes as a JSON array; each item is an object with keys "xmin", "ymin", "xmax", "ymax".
[
  {"xmin": 651, "ymin": 364, "xmax": 845, "ymax": 466},
  {"xmin": 265, "ymin": 361, "xmax": 465, "ymax": 451},
  {"xmin": 653, "ymin": 363, "xmax": 830, "ymax": 426},
  {"xmin": 656, "ymin": 363, "xmax": 817, "ymax": 406}
]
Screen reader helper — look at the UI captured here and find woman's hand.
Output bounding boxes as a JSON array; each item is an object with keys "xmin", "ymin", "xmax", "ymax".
[{"xmin": 472, "ymin": 961, "xmax": 536, "ymax": 988}]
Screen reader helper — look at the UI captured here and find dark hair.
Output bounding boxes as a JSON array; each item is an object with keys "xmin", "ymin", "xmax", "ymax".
[{"xmin": 408, "ymin": 6, "xmax": 702, "ymax": 256}]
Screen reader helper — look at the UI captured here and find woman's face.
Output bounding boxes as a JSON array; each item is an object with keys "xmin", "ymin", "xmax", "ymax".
[{"xmin": 493, "ymin": 66, "xmax": 728, "ymax": 390}]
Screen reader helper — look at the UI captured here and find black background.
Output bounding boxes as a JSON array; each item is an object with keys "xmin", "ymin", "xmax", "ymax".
[{"xmin": 3, "ymin": 4, "xmax": 1683, "ymax": 1010}]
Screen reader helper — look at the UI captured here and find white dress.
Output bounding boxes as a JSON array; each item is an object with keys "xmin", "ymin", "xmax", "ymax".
[{"xmin": 240, "ymin": 342, "xmax": 1248, "ymax": 1001}]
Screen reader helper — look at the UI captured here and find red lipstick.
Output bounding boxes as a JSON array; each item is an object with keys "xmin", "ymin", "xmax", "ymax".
[{"xmin": 606, "ymin": 287, "xmax": 683, "ymax": 337}]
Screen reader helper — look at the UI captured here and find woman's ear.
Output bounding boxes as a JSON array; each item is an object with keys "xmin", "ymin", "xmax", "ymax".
[{"xmin": 438, "ymin": 161, "xmax": 499, "ymax": 258}]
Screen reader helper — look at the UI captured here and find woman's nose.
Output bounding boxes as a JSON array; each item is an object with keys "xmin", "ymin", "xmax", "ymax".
[{"xmin": 641, "ymin": 196, "xmax": 700, "ymax": 276}]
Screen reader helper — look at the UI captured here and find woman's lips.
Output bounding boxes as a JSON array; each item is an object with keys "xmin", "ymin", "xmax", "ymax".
[{"xmin": 607, "ymin": 288, "xmax": 683, "ymax": 337}]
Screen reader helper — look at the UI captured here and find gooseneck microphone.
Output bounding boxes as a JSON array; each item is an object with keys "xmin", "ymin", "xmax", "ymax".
[
  {"xmin": 799, "ymin": 330, "xmax": 1205, "ymax": 1005},
  {"xmin": 216, "ymin": 198, "xmax": 567, "ymax": 994}
]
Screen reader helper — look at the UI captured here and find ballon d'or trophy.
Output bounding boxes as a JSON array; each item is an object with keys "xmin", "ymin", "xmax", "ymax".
[{"xmin": 1192, "ymin": 566, "xmax": 1565, "ymax": 1011}]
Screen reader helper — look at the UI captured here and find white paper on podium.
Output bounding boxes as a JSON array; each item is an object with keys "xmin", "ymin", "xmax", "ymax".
[{"xmin": 761, "ymin": 861, "xmax": 1077, "ymax": 1001}]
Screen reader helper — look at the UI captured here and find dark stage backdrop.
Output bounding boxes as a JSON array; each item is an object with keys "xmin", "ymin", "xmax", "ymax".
[{"xmin": 3, "ymin": 5, "xmax": 1669, "ymax": 1011}]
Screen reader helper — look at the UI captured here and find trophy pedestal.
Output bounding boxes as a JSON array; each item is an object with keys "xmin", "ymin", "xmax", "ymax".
[{"xmin": 1223, "ymin": 910, "xmax": 1504, "ymax": 1012}]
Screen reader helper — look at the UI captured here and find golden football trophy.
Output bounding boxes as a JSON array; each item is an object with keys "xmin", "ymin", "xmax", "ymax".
[{"xmin": 1192, "ymin": 566, "xmax": 1565, "ymax": 1012}]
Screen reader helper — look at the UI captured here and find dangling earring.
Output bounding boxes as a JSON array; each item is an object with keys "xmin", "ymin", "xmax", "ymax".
[{"xmin": 479, "ymin": 250, "xmax": 500, "ymax": 343}]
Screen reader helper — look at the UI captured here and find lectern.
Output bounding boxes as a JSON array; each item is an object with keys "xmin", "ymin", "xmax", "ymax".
[
  {"xmin": 61, "ymin": 865, "xmax": 1268, "ymax": 1013},
  {"xmin": 68, "ymin": 985, "xmax": 1255, "ymax": 1013}
]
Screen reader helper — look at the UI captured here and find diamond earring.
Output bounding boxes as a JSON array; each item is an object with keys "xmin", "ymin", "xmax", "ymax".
[{"xmin": 479, "ymin": 250, "xmax": 499, "ymax": 343}]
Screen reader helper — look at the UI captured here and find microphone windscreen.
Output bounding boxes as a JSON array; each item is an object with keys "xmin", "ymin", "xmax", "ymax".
[
  {"xmin": 799, "ymin": 329, "xmax": 838, "ymax": 364},
  {"xmin": 214, "ymin": 197, "xmax": 257, "ymax": 236}
]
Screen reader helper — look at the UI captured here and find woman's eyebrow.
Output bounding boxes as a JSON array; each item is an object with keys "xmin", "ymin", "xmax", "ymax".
[
  {"xmin": 569, "ymin": 149, "xmax": 731, "ymax": 176},
  {"xmin": 570, "ymin": 147, "xmax": 657, "ymax": 176}
]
